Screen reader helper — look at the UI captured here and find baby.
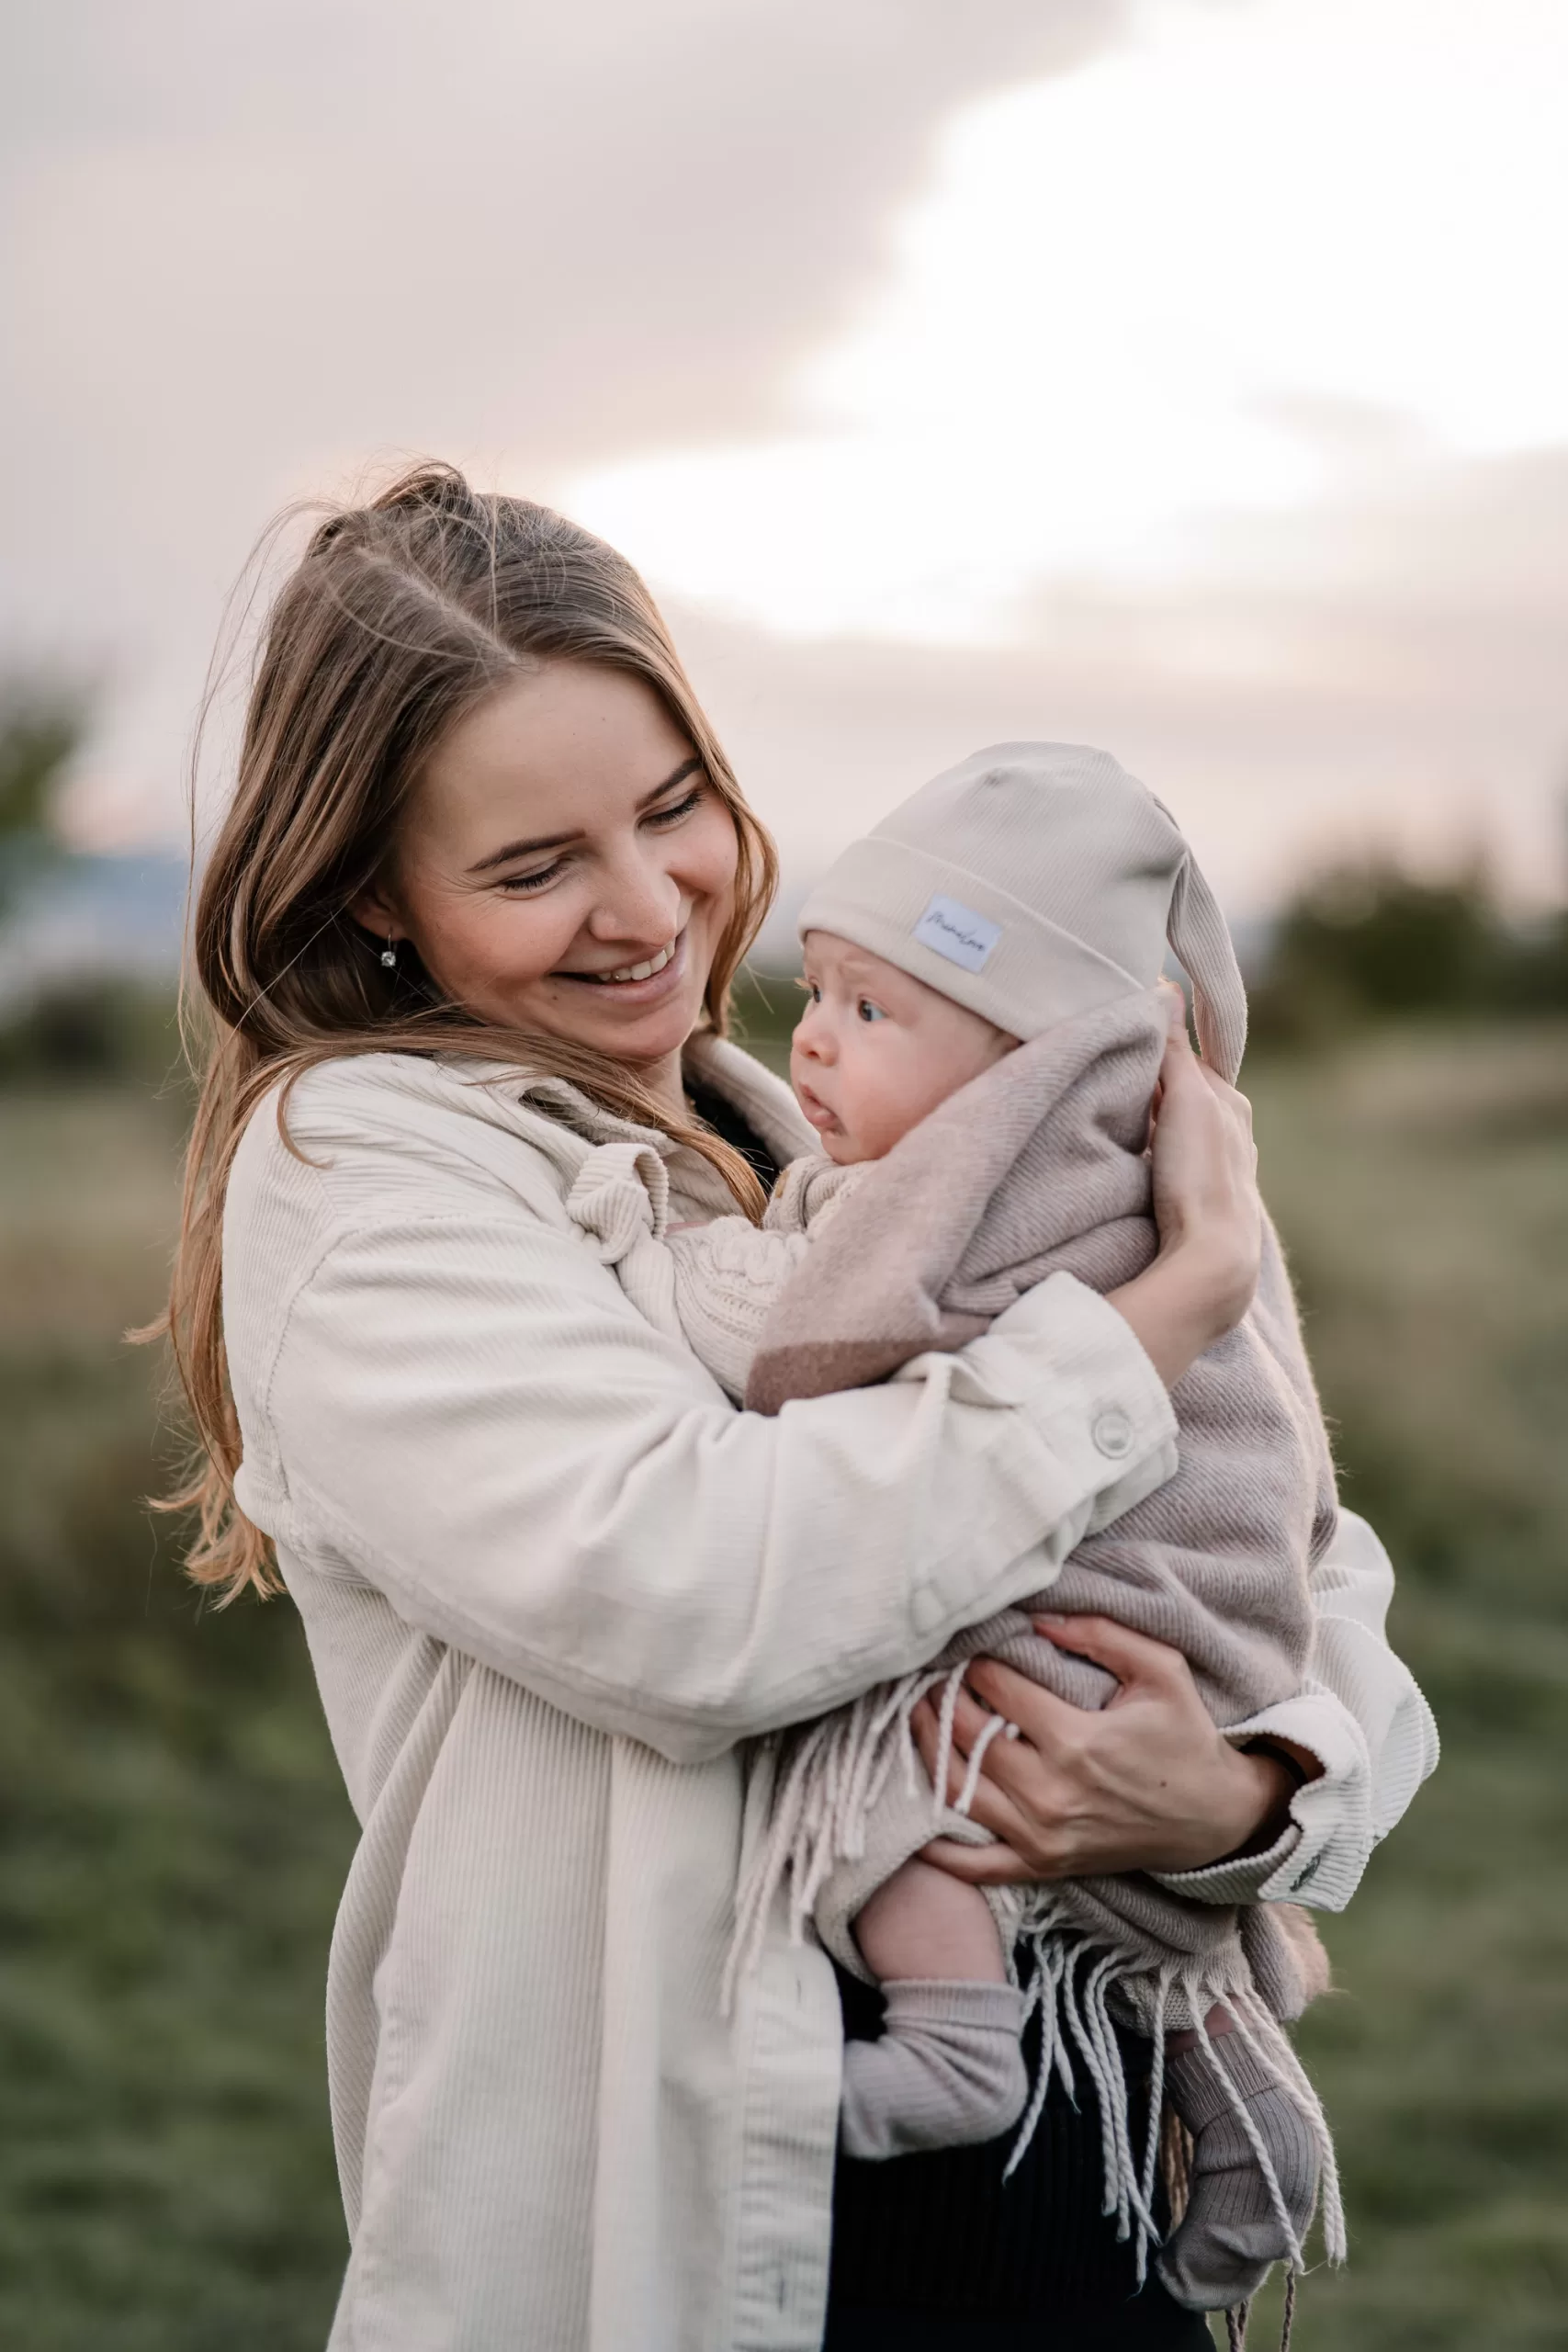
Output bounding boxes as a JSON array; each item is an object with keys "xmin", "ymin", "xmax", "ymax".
[{"xmin": 568, "ymin": 743, "xmax": 1341, "ymax": 2316}]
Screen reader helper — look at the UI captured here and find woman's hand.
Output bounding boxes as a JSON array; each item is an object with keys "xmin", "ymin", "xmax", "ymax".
[
  {"xmin": 1106, "ymin": 985, "xmax": 1262, "ymax": 1387},
  {"xmin": 914, "ymin": 1613, "xmax": 1310, "ymax": 1884}
]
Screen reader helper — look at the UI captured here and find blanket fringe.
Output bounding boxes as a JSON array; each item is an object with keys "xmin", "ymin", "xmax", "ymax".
[
  {"xmin": 1006, "ymin": 1897, "xmax": 1345, "ymax": 2288},
  {"xmin": 728, "ymin": 1666, "xmax": 1345, "ymax": 2290},
  {"xmin": 726, "ymin": 1663, "xmax": 951, "ymax": 2009}
]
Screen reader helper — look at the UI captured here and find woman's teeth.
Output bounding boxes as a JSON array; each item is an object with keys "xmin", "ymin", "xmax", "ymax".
[{"xmin": 589, "ymin": 940, "xmax": 676, "ymax": 985}]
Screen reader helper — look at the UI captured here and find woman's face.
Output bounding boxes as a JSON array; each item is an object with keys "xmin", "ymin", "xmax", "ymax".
[{"xmin": 358, "ymin": 661, "xmax": 741, "ymax": 1070}]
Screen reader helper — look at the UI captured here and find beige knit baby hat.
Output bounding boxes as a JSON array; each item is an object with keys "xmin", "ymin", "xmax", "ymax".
[{"xmin": 795, "ymin": 741, "xmax": 1248, "ymax": 1080}]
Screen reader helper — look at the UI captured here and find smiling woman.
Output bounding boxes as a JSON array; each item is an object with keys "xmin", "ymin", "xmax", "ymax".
[
  {"xmin": 150, "ymin": 460, "xmax": 1434, "ymax": 2352},
  {"xmin": 168, "ymin": 466, "xmax": 778, "ymax": 1597},
  {"xmin": 351, "ymin": 664, "xmax": 741, "ymax": 1120}
]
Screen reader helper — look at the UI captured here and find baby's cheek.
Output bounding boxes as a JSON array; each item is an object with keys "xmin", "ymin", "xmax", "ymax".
[{"xmin": 851, "ymin": 1068, "xmax": 918, "ymax": 1159}]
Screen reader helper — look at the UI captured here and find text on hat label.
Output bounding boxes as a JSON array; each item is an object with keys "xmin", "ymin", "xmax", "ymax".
[{"xmin": 913, "ymin": 893, "xmax": 1002, "ymax": 973}]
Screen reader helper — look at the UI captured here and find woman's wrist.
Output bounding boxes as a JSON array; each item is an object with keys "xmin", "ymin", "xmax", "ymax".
[
  {"xmin": 1215, "ymin": 1745, "xmax": 1300, "ymax": 1861},
  {"xmin": 1107, "ymin": 1242, "xmax": 1234, "ymax": 1388},
  {"xmin": 1201, "ymin": 1736, "xmax": 1323, "ymax": 1868}
]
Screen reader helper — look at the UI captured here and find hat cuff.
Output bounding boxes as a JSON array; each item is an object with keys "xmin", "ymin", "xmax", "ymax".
[{"xmin": 797, "ymin": 835, "xmax": 1148, "ymax": 1042}]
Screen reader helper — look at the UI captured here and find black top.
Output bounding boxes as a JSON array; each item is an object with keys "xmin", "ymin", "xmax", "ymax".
[
  {"xmin": 686, "ymin": 1078, "xmax": 783, "ymax": 1192},
  {"xmin": 825, "ymin": 1969, "xmax": 1210, "ymax": 2346}
]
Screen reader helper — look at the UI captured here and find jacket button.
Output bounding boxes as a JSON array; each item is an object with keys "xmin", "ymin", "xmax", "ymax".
[{"xmin": 1092, "ymin": 1408, "xmax": 1134, "ymax": 1459}]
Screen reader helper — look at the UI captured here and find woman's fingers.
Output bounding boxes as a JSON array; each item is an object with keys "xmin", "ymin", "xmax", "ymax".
[
  {"xmin": 912, "ymin": 1681, "xmax": 1084, "ymax": 1876},
  {"xmin": 1145, "ymin": 1004, "xmax": 1262, "ymax": 1330},
  {"xmin": 919, "ymin": 1835, "xmax": 1039, "ymax": 1887},
  {"xmin": 1028, "ymin": 1611, "xmax": 1191, "ymax": 1698},
  {"xmin": 950, "ymin": 1661, "xmax": 1089, "ymax": 1767},
  {"xmin": 912, "ymin": 1613, "xmax": 1288, "ymax": 1881},
  {"xmin": 911, "ymin": 1690, "xmax": 1053, "ymax": 1847}
]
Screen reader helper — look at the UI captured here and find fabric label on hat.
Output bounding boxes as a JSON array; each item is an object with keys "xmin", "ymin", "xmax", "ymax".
[{"xmin": 913, "ymin": 893, "xmax": 1002, "ymax": 973}]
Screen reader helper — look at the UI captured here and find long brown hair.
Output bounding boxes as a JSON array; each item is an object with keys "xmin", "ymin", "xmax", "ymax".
[{"xmin": 159, "ymin": 461, "xmax": 778, "ymax": 1601}]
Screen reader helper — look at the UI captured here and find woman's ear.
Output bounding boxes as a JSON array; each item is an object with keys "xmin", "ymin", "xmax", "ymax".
[{"xmin": 349, "ymin": 882, "xmax": 403, "ymax": 942}]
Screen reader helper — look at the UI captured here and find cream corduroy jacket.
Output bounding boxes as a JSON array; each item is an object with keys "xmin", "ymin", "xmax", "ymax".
[{"xmin": 220, "ymin": 1035, "xmax": 1437, "ymax": 2352}]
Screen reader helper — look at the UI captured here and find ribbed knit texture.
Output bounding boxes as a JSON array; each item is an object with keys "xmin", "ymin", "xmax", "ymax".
[
  {"xmin": 838, "ymin": 1980, "xmax": 1028, "ymax": 2160},
  {"xmin": 1159, "ymin": 2035, "xmax": 1319, "ymax": 2312}
]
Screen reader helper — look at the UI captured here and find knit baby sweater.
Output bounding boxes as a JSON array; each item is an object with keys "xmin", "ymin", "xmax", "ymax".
[{"xmin": 564, "ymin": 1132, "xmax": 865, "ymax": 1393}]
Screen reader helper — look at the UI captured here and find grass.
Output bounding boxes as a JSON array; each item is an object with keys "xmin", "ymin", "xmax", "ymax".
[
  {"xmin": 1237, "ymin": 1026, "xmax": 1568, "ymax": 2349},
  {"xmin": 1, "ymin": 1017, "xmax": 1565, "ymax": 2347},
  {"xmin": 0, "ymin": 1083, "xmax": 355, "ymax": 2350}
]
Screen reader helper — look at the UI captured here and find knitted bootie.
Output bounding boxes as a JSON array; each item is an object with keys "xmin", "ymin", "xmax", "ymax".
[
  {"xmin": 839, "ymin": 1979, "xmax": 1028, "ymax": 2161},
  {"xmin": 1156, "ymin": 2030, "xmax": 1318, "ymax": 2312}
]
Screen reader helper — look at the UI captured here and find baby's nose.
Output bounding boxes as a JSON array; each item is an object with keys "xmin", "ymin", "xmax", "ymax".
[{"xmin": 794, "ymin": 1005, "xmax": 833, "ymax": 1061}]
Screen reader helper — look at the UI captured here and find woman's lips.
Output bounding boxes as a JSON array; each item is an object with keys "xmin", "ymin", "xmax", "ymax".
[{"xmin": 557, "ymin": 928, "xmax": 689, "ymax": 1005}]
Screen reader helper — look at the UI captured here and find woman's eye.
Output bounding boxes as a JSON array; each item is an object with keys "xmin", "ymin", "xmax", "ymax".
[
  {"xmin": 644, "ymin": 785, "xmax": 705, "ymax": 828},
  {"xmin": 857, "ymin": 999, "xmax": 887, "ymax": 1023},
  {"xmin": 497, "ymin": 863, "xmax": 565, "ymax": 895}
]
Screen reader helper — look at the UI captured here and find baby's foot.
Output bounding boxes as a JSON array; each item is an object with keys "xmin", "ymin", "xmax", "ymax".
[
  {"xmin": 1156, "ymin": 2030, "xmax": 1318, "ymax": 2311},
  {"xmin": 839, "ymin": 1979, "xmax": 1027, "ymax": 2162}
]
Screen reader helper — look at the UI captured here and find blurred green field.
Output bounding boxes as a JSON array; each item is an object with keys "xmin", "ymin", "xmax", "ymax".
[{"xmin": 2, "ymin": 1017, "xmax": 1565, "ymax": 2349}]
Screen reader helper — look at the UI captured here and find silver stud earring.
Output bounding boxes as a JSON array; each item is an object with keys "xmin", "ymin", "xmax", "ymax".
[{"xmin": 380, "ymin": 936, "xmax": 398, "ymax": 969}]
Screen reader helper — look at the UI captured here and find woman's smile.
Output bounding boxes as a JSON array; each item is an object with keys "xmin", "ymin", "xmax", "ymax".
[{"xmin": 557, "ymin": 924, "xmax": 687, "ymax": 999}]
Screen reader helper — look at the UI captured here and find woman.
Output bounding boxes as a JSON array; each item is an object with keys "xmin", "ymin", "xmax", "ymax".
[{"xmin": 168, "ymin": 466, "xmax": 1436, "ymax": 2351}]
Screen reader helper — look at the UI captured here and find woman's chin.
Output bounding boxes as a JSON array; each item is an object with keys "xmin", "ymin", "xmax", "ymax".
[{"xmin": 536, "ymin": 978, "xmax": 706, "ymax": 1069}]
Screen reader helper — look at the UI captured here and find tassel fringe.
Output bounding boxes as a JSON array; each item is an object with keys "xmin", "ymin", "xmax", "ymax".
[{"xmin": 728, "ymin": 1671, "xmax": 1345, "ymax": 2297}]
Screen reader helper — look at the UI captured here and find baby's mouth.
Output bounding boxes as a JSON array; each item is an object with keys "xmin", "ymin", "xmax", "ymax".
[{"xmin": 795, "ymin": 1079, "xmax": 841, "ymax": 1134}]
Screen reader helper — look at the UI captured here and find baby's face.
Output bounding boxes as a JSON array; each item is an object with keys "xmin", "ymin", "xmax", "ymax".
[{"xmin": 790, "ymin": 931, "xmax": 1016, "ymax": 1164}]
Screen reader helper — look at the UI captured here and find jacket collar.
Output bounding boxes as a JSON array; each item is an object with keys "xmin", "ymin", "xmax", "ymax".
[{"xmin": 449, "ymin": 1029, "xmax": 814, "ymax": 1208}]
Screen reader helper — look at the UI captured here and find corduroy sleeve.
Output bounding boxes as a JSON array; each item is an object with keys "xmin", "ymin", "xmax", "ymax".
[
  {"xmin": 260, "ymin": 1187, "xmax": 1178, "ymax": 1763},
  {"xmin": 1153, "ymin": 1510, "xmax": 1438, "ymax": 1912}
]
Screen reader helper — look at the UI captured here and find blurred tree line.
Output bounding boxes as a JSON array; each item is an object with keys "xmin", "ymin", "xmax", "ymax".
[
  {"xmin": 0, "ymin": 686, "xmax": 80, "ymax": 910},
  {"xmin": 4, "ymin": 684, "xmax": 1567, "ymax": 1070},
  {"xmin": 1249, "ymin": 854, "xmax": 1568, "ymax": 1045},
  {"xmin": 0, "ymin": 687, "xmax": 185, "ymax": 1088}
]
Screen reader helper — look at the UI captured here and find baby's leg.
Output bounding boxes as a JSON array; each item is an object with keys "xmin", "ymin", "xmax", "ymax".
[
  {"xmin": 839, "ymin": 1857, "xmax": 1027, "ymax": 2162},
  {"xmin": 1157, "ymin": 2007, "xmax": 1320, "ymax": 2312}
]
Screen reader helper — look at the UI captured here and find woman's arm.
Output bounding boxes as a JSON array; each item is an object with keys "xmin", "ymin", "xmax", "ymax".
[
  {"xmin": 243, "ymin": 1004, "xmax": 1259, "ymax": 1770},
  {"xmin": 258, "ymin": 1204, "xmax": 1178, "ymax": 1765},
  {"xmin": 915, "ymin": 1511, "xmax": 1438, "ymax": 1911}
]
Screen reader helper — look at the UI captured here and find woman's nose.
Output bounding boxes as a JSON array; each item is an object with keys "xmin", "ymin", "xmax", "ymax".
[{"xmin": 584, "ymin": 844, "xmax": 683, "ymax": 947}]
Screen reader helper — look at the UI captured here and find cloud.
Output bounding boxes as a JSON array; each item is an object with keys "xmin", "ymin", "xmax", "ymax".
[
  {"xmin": 3, "ymin": 0, "xmax": 1564, "ymax": 917},
  {"xmin": 0, "ymin": 0, "xmax": 1123, "ymax": 833},
  {"xmin": 677, "ymin": 436, "xmax": 1568, "ymax": 918},
  {"xmin": 568, "ymin": 0, "xmax": 1568, "ymax": 639}
]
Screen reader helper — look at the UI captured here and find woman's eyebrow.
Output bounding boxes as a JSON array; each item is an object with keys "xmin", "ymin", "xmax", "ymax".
[{"xmin": 466, "ymin": 754, "xmax": 704, "ymax": 875}]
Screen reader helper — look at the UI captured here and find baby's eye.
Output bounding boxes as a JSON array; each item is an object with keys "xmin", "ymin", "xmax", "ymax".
[
  {"xmin": 796, "ymin": 979, "xmax": 822, "ymax": 1005},
  {"xmin": 857, "ymin": 999, "xmax": 888, "ymax": 1023}
]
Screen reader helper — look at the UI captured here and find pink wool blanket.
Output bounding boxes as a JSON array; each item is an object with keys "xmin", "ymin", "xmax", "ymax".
[{"xmin": 732, "ymin": 987, "xmax": 1343, "ymax": 2249}]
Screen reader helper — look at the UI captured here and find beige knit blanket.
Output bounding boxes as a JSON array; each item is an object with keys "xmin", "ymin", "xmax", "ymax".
[{"xmin": 722, "ymin": 986, "xmax": 1342, "ymax": 2249}]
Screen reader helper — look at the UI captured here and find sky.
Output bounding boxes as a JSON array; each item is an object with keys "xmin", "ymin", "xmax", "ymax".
[{"xmin": 4, "ymin": 0, "xmax": 1567, "ymax": 921}]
